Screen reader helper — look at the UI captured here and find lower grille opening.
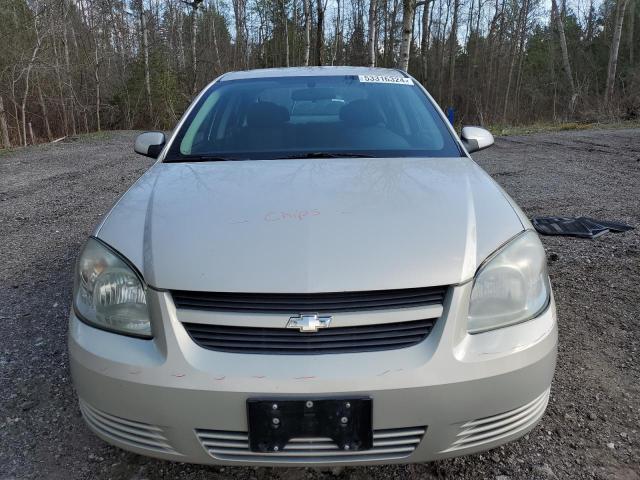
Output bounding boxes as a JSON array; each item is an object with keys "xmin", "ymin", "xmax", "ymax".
[
  {"xmin": 196, "ymin": 426, "xmax": 426, "ymax": 462},
  {"xmin": 442, "ymin": 388, "xmax": 550, "ymax": 453},
  {"xmin": 79, "ymin": 400, "xmax": 177, "ymax": 454},
  {"xmin": 183, "ymin": 319, "xmax": 436, "ymax": 354}
]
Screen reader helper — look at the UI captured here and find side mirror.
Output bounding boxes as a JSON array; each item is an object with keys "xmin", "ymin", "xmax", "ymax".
[
  {"xmin": 134, "ymin": 132, "xmax": 166, "ymax": 158},
  {"xmin": 460, "ymin": 126, "xmax": 494, "ymax": 153}
]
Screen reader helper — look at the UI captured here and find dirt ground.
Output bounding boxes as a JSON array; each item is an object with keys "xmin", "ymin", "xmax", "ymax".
[{"xmin": 0, "ymin": 128, "xmax": 638, "ymax": 480}]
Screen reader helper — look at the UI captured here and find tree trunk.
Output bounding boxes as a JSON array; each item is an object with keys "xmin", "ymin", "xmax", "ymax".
[
  {"xmin": 191, "ymin": 3, "xmax": 198, "ymax": 94},
  {"xmin": 0, "ymin": 96, "xmax": 10, "ymax": 148},
  {"xmin": 83, "ymin": 108, "xmax": 89, "ymax": 133},
  {"xmin": 605, "ymin": 0, "xmax": 631, "ymax": 102},
  {"xmin": 448, "ymin": 0, "xmax": 459, "ymax": 106},
  {"xmin": 316, "ymin": 0, "xmax": 325, "ymax": 65},
  {"xmin": 303, "ymin": 0, "xmax": 311, "ymax": 65},
  {"xmin": 585, "ymin": 0, "xmax": 595, "ymax": 41},
  {"xmin": 94, "ymin": 45, "xmax": 101, "ymax": 131},
  {"xmin": 382, "ymin": 0, "xmax": 388, "ymax": 64},
  {"xmin": 399, "ymin": 0, "xmax": 415, "ymax": 71},
  {"xmin": 233, "ymin": 0, "xmax": 247, "ymax": 68},
  {"xmin": 502, "ymin": 0, "xmax": 528, "ymax": 122},
  {"xmin": 21, "ymin": 41, "xmax": 40, "ymax": 147},
  {"xmin": 374, "ymin": 0, "xmax": 380, "ymax": 65},
  {"xmin": 52, "ymin": 39, "xmax": 69, "ymax": 137},
  {"xmin": 551, "ymin": 0, "xmax": 577, "ymax": 110},
  {"xmin": 368, "ymin": 0, "xmax": 378, "ymax": 67},
  {"xmin": 629, "ymin": 0, "xmax": 635, "ymax": 66},
  {"xmin": 62, "ymin": 1, "xmax": 77, "ymax": 136},
  {"xmin": 485, "ymin": 0, "xmax": 508, "ymax": 116},
  {"xmin": 436, "ymin": 0, "xmax": 449, "ymax": 102},
  {"xmin": 427, "ymin": 0, "xmax": 435, "ymax": 80},
  {"xmin": 389, "ymin": 0, "xmax": 400, "ymax": 67},
  {"xmin": 139, "ymin": 2, "xmax": 153, "ymax": 116},
  {"xmin": 420, "ymin": 0, "xmax": 433, "ymax": 82},
  {"xmin": 292, "ymin": 0, "xmax": 299, "ymax": 63},
  {"xmin": 331, "ymin": 0, "xmax": 342, "ymax": 65},
  {"xmin": 37, "ymin": 83, "xmax": 52, "ymax": 141},
  {"xmin": 514, "ymin": 0, "xmax": 531, "ymax": 121},
  {"xmin": 282, "ymin": 0, "xmax": 290, "ymax": 67},
  {"xmin": 211, "ymin": 0, "xmax": 223, "ymax": 72},
  {"xmin": 10, "ymin": 76, "xmax": 22, "ymax": 146},
  {"xmin": 177, "ymin": 15, "xmax": 186, "ymax": 70},
  {"xmin": 463, "ymin": 0, "xmax": 476, "ymax": 116}
]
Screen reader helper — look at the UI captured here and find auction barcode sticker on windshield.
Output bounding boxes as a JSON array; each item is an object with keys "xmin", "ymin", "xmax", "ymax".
[{"xmin": 358, "ymin": 75, "xmax": 413, "ymax": 85}]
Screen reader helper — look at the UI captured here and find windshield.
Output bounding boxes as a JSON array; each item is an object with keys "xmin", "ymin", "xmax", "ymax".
[{"xmin": 165, "ymin": 75, "xmax": 463, "ymax": 161}]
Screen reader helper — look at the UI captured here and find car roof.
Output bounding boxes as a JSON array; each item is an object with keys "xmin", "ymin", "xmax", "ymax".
[{"xmin": 219, "ymin": 66, "xmax": 409, "ymax": 81}]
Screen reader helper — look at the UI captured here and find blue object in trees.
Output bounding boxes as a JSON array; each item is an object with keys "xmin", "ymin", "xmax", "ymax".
[{"xmin": 445, "ymin": 106, "xmax": 455, "ymax": 126}]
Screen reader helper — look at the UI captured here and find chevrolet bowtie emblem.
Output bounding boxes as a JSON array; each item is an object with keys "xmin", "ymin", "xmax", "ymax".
[{"xmin": 287, "ymin": 314, "xmax": 332, "ymax": 333}]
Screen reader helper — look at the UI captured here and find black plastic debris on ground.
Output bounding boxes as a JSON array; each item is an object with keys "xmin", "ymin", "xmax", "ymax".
[{"xmin": 532, "ymin": 217, "xmax": 634, "ymax": 239}]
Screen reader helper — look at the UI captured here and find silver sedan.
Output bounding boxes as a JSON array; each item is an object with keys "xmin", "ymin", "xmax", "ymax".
[{"xmin": 69, "ymin": 66, "xmax": 556, "ymax": 466}]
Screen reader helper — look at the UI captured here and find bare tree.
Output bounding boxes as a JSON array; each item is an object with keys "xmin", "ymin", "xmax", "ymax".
[
  {"xmin": 502, "ymin": 0, "xmax": 529, "ymax": 122},
  {"xmin": 303, "ymin": 0, "xmax": 311, "ymax": 65},
  {"xmin": 233, "ymin": 0, "xmax": 248, "ymax": 68},
  {"xmin": 629, "ymin": 0, "xmax": 635, "ymax": 67},
  {"xmin": 210, "ymin": 0, "xmax": 223, "ymax": 73},
  {"xmin": 21, "ymin": 3, "xmax": 43, "ymax": 146},
  {"xmin": 448, "ymin": 0, "xmax": 459, "ymax": 105},
  {"xmin": 331, "ymin": 0, "xmax": 342, "ymax": 65},
  {"xmin": 420, "ymin": 0, "xmax": 433, "ymax": 81},
  {"xmin": 62, "ymin": 0, "xmax": 77, "ymax": 135},
  {"xmin": 551, "ymin": 0, "xmax": 577, "ymax": 110},
  {"xmin": 133, "ymin": 0, "xmax": 153, "ymax": 117},
  {"xmin": 604, "ymin": 0, "xmax": 631, "ymax": 102},
  {"xmin": 513, "ymin": 0, "xmax": 531, "ymax": 121},
  {"xmin": 182, "ymin": 0, "xmax": 204, "ymax": 95},
  {"xmin": 37, "ymin": 82, "xmax": 52, "ymax": 141},
  {"xmin": 177, "ymin": 10, "xmax": 187, "ymax": 70},
  {"xmin": 399, "ymin": 0, "xmax": 415, "ymax": 71},
  {"xmin": 281, "ymin": 0, "xmax": 290, "ymax": 67},
  {"xmin": 316, "ymin": 0, "xmax": 327, "ymax": 65},
  {"xmin": 0, "ymin": 96, "xmax": 10, "ymax": 148},
  {"xmin": 367, "ymin": 0, "xmax": 378, "ymax": 67},
  {"xmin": 83, "ymin": 0, "xmax": 102, "ymax": 131}
]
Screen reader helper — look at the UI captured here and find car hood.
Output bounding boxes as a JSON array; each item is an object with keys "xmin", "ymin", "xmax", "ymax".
[{"xmin": 96, "ymin": 157, "xmax": 524, "ymax": 292}]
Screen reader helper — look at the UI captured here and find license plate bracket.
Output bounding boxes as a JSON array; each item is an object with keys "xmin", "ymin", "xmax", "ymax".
[{"xmin": 247, "ymin": 397, "xmax": 372, "ymax": 453}]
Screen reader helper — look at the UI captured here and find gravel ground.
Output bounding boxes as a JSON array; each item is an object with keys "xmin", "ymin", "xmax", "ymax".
[{"xmin": 0, "ymin": 129, "xmax": 638, "ymax": 480}]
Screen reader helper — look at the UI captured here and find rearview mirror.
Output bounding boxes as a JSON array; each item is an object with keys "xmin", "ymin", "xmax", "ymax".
[
  {"xmin": 460, "ymin": 126, "xmax": 494, "ymax": 153},
  {"xmin": 134, "ymin": 132, "xmax": 166, "ymax": 158}
]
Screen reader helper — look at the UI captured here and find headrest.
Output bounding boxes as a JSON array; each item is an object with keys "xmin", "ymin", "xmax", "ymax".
[
  {"xmin": 339, "ymin": 100, "xmax": 383, "ymax": 127},
  {"xmin": 246, "ymin": 102, "xmax": 290, "ymax": 128}
]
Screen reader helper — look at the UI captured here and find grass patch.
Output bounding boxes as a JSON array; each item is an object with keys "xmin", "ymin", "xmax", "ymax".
[
  {"xmin": 0, "ymin": 130, "xmax": 115, "ymax": 156},
  {"xmin": 63, "ymin": 130, "xmax": 113, "ymax": 142},
  {"xmin": 487, "ymin": 119, "xmax": 640, "ymax": 137},
  {"xmin": 0, "ymin": 147, "xmax": 18, "ymax": 157}
]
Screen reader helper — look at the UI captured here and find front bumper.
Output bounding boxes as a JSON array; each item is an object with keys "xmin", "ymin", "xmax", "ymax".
[{"xmin": 69, "ymin": 283, "xmax": 557, "ymax": 466}]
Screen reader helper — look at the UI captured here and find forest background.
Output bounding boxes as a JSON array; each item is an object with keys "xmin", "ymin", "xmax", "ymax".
[{"xmin": 1, "ymin": 0, "xmax": 638, "ymax": 148}]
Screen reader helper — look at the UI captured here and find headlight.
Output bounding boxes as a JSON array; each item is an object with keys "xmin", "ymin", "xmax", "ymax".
[
  {"xmin": 468, "ymin": 230, "xmax": 550, "ymax": 334},
  {"xmin": 73, "ymin": 238, "xmax": 151, "ymax": 338}
]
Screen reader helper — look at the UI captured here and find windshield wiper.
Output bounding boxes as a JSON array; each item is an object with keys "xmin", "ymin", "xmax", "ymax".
[
  {"xmin": 164, "ymin": 155, "xmax": 240, "ymax": 163},
  {"xmin": 165, "ymin": 152, "xmax": 377, "ymax": 162},
  {"xmin": 276, "ymin": 152, "xmax": 377, "ymax": 160}
]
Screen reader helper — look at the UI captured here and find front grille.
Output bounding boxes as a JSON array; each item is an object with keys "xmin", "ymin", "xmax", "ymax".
[
  {"xmin": 171, "ymin": 286, "xmax": 447, "ymax": 313},
  {"xmin": 183, "ymin": 319, "xmax": 435, "ymax": 354},
  {"xmin": 196, "ymin": 426, "xmax": 426, "ymax": 463}
]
